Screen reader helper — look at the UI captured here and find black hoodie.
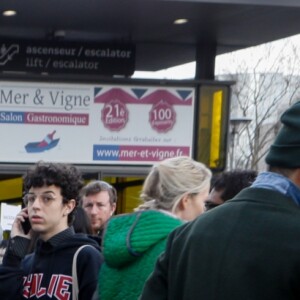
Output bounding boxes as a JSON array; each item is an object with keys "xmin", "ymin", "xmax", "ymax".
[{"xmin": 0, "ymin": 227, "xmax": 103, "ymax": 300}]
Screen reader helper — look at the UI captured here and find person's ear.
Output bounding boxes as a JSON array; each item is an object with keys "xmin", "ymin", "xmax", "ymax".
[
  {"xmin": 177, "ymin": 194, "xmax": 190, "ymax": 211},
  {"xmin": 64, "ymin": 199, "xmax": 76, "ymax": 216},
  {"xmin": 111, "ymin": 202, "xmax": 117, "ymax": 213},
  {"xmin": 291, "ymin": 169, "xmax": 300, "ymax": 188}
]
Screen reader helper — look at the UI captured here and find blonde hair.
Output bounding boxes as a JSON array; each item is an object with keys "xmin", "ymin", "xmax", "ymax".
[{"xmin": 136, "ymin": 156, "xmax": 212, "ymax": 213}]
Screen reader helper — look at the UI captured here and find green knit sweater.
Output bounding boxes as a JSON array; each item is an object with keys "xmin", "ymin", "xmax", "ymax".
[{"xmin": 98, "ymin": 210, "xmax": 183, "ymax": 300}]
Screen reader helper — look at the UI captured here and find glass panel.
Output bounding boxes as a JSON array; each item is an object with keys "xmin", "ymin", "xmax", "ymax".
[{"xmin": 196, "ymin": 85, "xmax": 230, "ymax": 171}]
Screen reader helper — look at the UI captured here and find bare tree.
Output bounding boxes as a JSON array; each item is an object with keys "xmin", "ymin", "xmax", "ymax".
[{"xmin": 217, "ymin": 38, "xmax": 300, "ymax": 171}]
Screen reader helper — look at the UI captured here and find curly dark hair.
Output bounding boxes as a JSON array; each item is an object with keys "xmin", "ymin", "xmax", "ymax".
[
  {"xmin": 211, "ymin": 169, "xmax": 257, "ymax": 202},
  {"xmin": 23, "ymin": 161, "xmax": 84, "ymax": 225}
]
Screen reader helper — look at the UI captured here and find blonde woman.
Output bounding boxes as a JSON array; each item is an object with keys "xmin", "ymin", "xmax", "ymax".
[{"xmin": 95, "ymin": 156, "xmax": 212, "ymax": 300}]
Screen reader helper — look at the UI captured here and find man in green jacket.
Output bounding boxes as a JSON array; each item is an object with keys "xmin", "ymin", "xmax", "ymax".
[{"xmin": 140, "ymin": 101, "xmax": 300, "ymax": 300}]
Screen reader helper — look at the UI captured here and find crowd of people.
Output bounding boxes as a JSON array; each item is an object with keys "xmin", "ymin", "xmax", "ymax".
[{"xmin": 0, "ymin": 101, "xmax": 300, "ymax": 299}]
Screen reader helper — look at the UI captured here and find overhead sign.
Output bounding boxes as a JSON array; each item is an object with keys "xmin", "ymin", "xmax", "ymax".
[
  {"xmin": 0, "ymin": 39, "xmax": 135, "ymax": 76},
  {"xmin": 0, "ymin": 81, "xmax": 195, "ymax": 165}
]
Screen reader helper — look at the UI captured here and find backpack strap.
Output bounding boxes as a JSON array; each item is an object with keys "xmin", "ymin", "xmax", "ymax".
[{"xmin": 72, "ymin": 245, "xmax": 93, "ymax": 300}]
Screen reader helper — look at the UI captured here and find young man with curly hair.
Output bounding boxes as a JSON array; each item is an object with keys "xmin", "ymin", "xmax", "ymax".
[{"xmin": 0, "ymin": 161, "xmax": 103, "ymax": 300}]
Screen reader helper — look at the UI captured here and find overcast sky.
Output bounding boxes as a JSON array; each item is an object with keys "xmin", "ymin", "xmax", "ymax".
[{"xmin": 132, "ymin": 34, "xmax": 300, "ymax": 80}]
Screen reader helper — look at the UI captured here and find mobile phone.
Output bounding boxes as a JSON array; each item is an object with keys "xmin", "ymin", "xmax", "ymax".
[{"xmin": 21, "ymin": 217, "xmax": 31, "ymax": 234}]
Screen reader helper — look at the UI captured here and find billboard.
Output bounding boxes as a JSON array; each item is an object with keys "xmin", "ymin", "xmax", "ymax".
[{"xmin": 0, "ymin": 81, "xmax": 195, "ymax": 165}]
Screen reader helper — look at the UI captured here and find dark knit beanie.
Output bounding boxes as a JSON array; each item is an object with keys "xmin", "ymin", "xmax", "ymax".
[{"xmin": 265, "ymin": 101, "xmax": 300, "ymax": 168}]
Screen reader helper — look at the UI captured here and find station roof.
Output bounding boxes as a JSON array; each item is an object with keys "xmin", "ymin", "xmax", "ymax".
[{"xmin": 0, "ymin": 0, "xmax": 300, "ymax": 72}]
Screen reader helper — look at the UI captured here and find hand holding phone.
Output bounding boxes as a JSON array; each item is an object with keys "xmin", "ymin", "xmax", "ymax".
[{"xmin": 21, "ymin": 217, "xmax": 31, "ymax": 234}]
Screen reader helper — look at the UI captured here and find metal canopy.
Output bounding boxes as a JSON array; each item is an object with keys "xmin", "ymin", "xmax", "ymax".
[{"xmin": 0, "ymin": 0, "xmax": 300, "ymax": 72}]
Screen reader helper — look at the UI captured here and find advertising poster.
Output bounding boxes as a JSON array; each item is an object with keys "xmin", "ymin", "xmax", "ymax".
[{"xmin": 0, "ymin": 81, "xmax": 195, "ymax": 165}]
